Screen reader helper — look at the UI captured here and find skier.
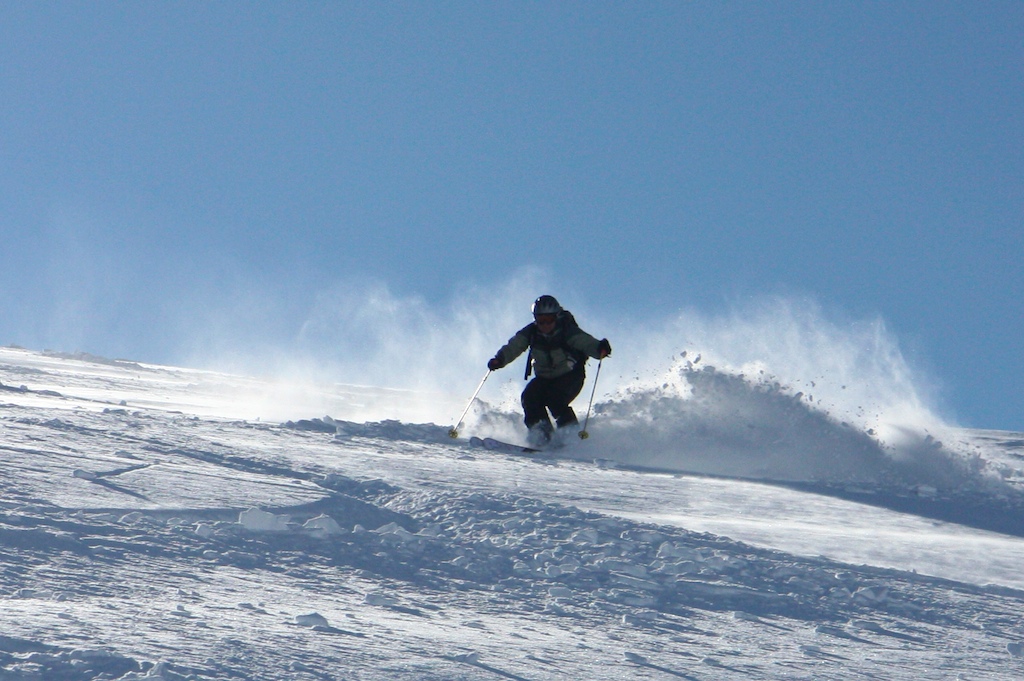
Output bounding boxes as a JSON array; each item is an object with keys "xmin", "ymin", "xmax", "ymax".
[{"xmin": 487, "ymin": 295, "xmax": 611, "ymax": 446}]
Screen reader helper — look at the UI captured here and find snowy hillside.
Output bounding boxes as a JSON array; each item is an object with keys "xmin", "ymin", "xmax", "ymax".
[{"xmin": 2, "ymin": 345, "xmax": 1024, "ymax": 680}]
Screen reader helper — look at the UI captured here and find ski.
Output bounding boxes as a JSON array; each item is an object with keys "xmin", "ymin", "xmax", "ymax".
[{"xmin": 469, "ymin": 436, "xmax": 554, "ymax": 458}]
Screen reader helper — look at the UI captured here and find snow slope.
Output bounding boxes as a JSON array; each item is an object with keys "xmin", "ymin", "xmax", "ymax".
[{"xmin": 2, "ymin": 346, "xmax": 1024, "ymax": 680}]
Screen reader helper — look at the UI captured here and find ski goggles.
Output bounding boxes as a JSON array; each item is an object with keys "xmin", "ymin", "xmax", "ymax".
[{"xmin": 534, "ymin": 314, "xmax": 557, "ymax": 326}]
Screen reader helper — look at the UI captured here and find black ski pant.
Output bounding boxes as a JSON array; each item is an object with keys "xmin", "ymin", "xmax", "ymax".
[{"xmin": 521, "ymin": 366, "xmax": 586, "ymax": 431}]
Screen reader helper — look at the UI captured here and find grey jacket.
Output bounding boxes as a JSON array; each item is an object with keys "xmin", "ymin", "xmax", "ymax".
[{"xmin": 492, "ymin": 311, "xmax": 603, "ymax": 379}]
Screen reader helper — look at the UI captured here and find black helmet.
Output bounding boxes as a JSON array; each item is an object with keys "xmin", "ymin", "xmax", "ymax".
[{"xmin": 532, "ymin": 295, "xmax": 562, "ymax": 316}]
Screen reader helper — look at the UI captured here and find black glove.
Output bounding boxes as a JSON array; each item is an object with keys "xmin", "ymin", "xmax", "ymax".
[
  {"xmin": 598, "ymin": 339, "xmax": 612, "ymax": 359},
  {"xmin": 487, "ymin": 357, "xmax": 502, "ymax": 371}
]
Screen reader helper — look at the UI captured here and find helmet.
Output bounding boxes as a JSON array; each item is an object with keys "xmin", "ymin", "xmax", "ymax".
[{"xmin": 532, "ymin": 295, "xmax": 562, "ymax": 316}]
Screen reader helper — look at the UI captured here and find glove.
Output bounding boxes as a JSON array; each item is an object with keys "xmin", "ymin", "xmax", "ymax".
[
  {"xmin": 598, "ymin": 339, "xmax": 612, "ymax": 359},
  {"xmin": 487, "ymin": 357, "xmax": 502, "ymax": 371}
]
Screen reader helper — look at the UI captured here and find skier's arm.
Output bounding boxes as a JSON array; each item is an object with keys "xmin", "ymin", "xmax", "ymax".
[
  {"xmin": 566, "ymin": 329, "xmax": 611, "ymax": 360},
  {"xmin": 489, "ymin": 325, "xmax": 533, "ymax": 370}
]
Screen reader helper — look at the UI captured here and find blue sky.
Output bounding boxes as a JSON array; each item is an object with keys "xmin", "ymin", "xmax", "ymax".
[{"xmin": 1, "ymin": 2, "xmax": 1021, "ymax": 430}]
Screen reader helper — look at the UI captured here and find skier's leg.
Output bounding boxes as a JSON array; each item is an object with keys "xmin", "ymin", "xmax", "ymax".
[
  {"xmin": 521, "ymin": 378, "xmax": 554, "ymax": 432},
  {"xmin": 547, "ymin": 368, "xmax": 586, "ymax": 429},
  {"xmin": 554, "ymin": 406, "xmax": 578, "ymax": 429},
  {"xmin": 522, "ymin": 379, "xmax": 555, "ymax": 446}
]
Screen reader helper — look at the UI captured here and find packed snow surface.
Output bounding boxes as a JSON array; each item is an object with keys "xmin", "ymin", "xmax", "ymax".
[{"xmin": 2, "ymin": 346, "xmax": 1024, "ymax": 680}]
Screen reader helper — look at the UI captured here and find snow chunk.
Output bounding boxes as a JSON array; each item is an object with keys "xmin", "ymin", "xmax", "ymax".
[
  {"xmin": 295, "ymin": 613, "xmax": 330, "ymax": 628},
  {"xmin": 238, "ymin": 508, "xmax": 291, "ymax": 532},
  {"xmin": 117, "ymin": 661, "xmax": 183, "ymax": 680},
  {"xmin": 364, "ymin": 592, "xmax": 399, "ymax": 607},
  {"xmin": 571, "ymin": 528, "xmax": 601, "ymax": 544},
  {"xmin": 623, "ymin": 612, "xmax": 658, "ymax": 627},
  {"xmin": 657, "ymin": 542, "xmax": 700, "ymax": 561},
  {"xmin": 303, "ymin": 514, "xmax": 345, "ymax": 536},
  {"xmin": 417, "ymin": 523, "xmax": 444, "ymax": 537},
  {"xmin": 850, "ymin": 618, "xmax": 886, "ymax": 633},
  {"xmin": 372, "ymin": 521, "xmax": 418, "ymax": 542},
  {"xmin": 853, "ymin": 585, "xmax": 889, "ymax": 605},
  {"xmin": 170, "ymin": 604, "xmax": 193, "ymax": 617}
]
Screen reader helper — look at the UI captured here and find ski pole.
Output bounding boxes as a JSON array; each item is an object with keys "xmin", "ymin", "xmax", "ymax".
[
  {"xmin": 448, "ymin": 370, "xmax": 491, "ymax": 438},
  {"xmin": 578, "ymin": 359, "xmax": 603, "ymax": 440}
]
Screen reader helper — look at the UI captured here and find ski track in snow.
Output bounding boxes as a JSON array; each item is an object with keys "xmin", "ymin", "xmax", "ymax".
[{"xmin": 2, "ymin": 347, "xmax": 1024, "ymax": 680}]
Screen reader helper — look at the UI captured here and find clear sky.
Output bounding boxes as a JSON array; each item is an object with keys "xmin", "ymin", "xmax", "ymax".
[{"xmin": 1, "ymin": 2, "xmax": 1021, "ymax": 430}]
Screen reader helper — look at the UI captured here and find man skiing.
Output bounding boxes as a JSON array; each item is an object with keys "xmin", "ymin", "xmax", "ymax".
[{"xmin": 487, "ymin": 295, "xmax": 611, "ymax": 446}]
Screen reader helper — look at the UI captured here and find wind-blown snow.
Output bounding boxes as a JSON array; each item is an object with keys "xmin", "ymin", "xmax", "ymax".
[
  {"xmin": 584, "ymin": 359, "xmax": 997, "ymax": 491},
  {"xmin": 2, "ymin": 345, "xmax": 1024, "ymax": 680}
]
